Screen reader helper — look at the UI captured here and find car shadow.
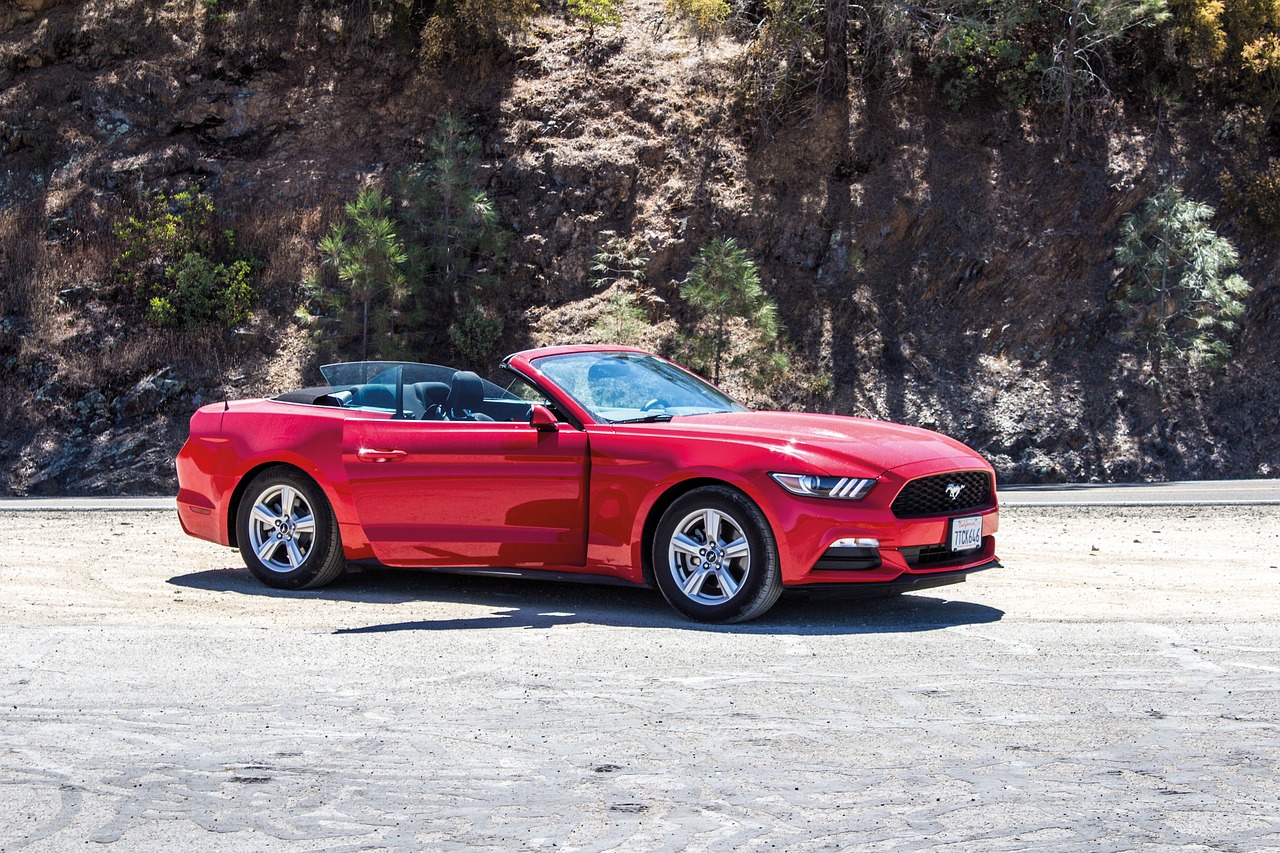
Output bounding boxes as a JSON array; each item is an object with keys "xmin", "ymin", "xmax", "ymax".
[{"xmin": 169, "ymin": 566, "xmax": 1003, "ymax": 635}]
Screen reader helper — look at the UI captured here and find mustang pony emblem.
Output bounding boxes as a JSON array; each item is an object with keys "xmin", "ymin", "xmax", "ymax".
[{"xmin": 945, "ymin": 483, "xmax": 966, "ymax": 501}]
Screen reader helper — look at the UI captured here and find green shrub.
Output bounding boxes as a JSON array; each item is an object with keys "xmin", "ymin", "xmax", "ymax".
[
  {"xmin": 398, "ymin": 113, "xmax": 509, "ymax": 300},
  {"xmin": 151, "ymin": 253, "xmax": 254, "ymax": 329},
  {"xmin": 667, "ymin": 0, "xmax": 731, "ymax": 41},
  {"xmin": 589, "ymin": 236, "xmax": 654, "ymax": 346},
  {"xmin": 113, "ymin": 189, "xmax": 256, "ymax": 330},
  {"xmin": 399, "ymin": 113, "xmax": 511, "ymax": 359},
  {"xmin": 449, "ymin": 299, "xmax": 504, "ymax": 364},
  {"xmin": 146, "ymin": 296, "xmax": 178, "ymax": 327},
  {"xmin": 568, "ymin": 0, "xmax": 622, "ymax": 35},
  {"xmin": 309, "ymin": 114, "xmax": 510, "ymax": 362},
  {"xmin": 592, "ymin": 288, "xmax": 650, "ymax": 346},
  {"xmin": 927, "ymin": 12, "xmax": 1048, "ymax": 110}
]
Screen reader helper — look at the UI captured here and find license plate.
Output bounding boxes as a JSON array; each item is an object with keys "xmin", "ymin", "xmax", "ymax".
[{"xmin": 950, "ymin": 516, "xmax": 983, "ymax": 551}]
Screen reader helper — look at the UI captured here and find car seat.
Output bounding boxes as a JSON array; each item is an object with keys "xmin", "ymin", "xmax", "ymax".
[
  {"xmin": 415, "ymin": 382, "xmax": 451, "ymax": 420},
  {"xmin": 446, "ymin": 372, "xmax": 494, "ymax": 421}
]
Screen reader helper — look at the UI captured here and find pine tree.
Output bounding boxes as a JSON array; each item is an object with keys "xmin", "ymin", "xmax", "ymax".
[
  {"xmin": 590, "ymin": 236, "xmax": 653, "ymax": 346},
  {"xmin": 1115, "ymin": 183, "xmax": 1252, "ymax": 378},
  {"xmin": 1052, "ymin": 0, "xmax": 1170, "ymax": 151},
  {"xmin": 397, "ymin": 113, "xmax": 510, "ymax": 361},
  {"xmin": 681, "ymin": 237, "xmax": 784, "ymax": 385},
  {"xmin": 316, "ymin": 187, "xmax": 410, "ymax": 361}
]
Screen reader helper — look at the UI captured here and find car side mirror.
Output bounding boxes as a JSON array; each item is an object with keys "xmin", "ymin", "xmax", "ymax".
[{"xmin": 529, "ymin": 404, "xmax": 558, "ymax": 432}]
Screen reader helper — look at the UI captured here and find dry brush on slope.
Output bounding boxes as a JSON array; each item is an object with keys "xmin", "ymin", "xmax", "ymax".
[{"xmin": 0, "ymin": 0, "xmax": 1277, "ymax": 494}]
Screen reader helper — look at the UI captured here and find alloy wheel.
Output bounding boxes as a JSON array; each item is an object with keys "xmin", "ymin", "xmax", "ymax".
[
  {"xmin": 666, "ymin": 507, "xmax": 753, "ymax": 605},
  {"xmin": 246, "ymin": 484, "xmax": 317, "ymax": 573}
]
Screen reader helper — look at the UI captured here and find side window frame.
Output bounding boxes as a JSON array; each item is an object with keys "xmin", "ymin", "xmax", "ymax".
[{"xmin": 497, "ymin": 368, "xmax": 584, "ymax": 430}]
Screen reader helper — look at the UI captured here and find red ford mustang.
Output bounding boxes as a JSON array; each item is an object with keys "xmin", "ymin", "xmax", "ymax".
[{"xmin": 175, "ymin": 345, "xmax": 999, "ymax": 622}]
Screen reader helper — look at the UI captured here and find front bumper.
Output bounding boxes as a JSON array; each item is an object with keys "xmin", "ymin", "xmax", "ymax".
[
  {"xmin": 769, "ymin": 456, "xmax": 1000, "ymax": 587},
  {"xmin": 785, "ymin": 558, "xmax": 1001, "ymax": 598}
]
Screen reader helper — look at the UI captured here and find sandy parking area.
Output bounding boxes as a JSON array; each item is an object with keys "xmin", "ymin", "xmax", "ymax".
[{"xmin": 1, "ymin": 505, "xmax": 1278, "ymax": 851}]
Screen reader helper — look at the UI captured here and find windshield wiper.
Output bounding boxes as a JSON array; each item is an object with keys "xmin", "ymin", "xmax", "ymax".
[{"xmin": 613, "ymin": 413, "xmax": 674, "ymax": 424}]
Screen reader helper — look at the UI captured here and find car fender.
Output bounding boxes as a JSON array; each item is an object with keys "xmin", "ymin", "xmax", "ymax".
[
  {"xmin": 215, "ymin": 402, "xmax": 361, "ymax": 548},
  {"xmin": 628, "ymin": 465, "xmax": 790, "ymax": 585},
  {"xmin": 582, "ymin": 427, "xmax": 795, "ymax": 584}
]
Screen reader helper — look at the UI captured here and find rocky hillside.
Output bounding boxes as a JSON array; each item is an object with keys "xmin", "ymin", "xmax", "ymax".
[{"xmin": 1, "ymin": 0, "xmax": 1277, "ymax": 495}]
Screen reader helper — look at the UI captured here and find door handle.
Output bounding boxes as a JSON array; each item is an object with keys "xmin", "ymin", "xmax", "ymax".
[{"xmin": 357, "ymin": 448, "xmax": 407, "ymax": 463}]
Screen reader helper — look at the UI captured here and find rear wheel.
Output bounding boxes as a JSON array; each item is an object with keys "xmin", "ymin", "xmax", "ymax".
[
  {"xmin": 236, "ymin": 468, "xmax": 345, "ymax": 590},
  {"xmin": 652, "ymin": 486, "xmax": 782, "ymax": 623}
]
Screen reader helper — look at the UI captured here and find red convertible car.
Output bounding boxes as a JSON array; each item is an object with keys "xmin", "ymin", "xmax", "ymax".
[{"xmin": 175, "ymin": 345, "xmax": 999, "ymax": 622}]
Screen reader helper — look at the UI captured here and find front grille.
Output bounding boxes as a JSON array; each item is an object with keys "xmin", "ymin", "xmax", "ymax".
[
  {"xmin": 901, "ymin": 538, "xmax": 987, "ymax": 568},
  {"xmin": 891, "ymin": 470, "xmax": 993, "ymax": 518}
]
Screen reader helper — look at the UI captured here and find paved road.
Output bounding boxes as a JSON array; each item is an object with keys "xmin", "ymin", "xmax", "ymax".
[
  {"xmin": 2, "ymin": 479, "xmax": 1278, "ymax": 511},
  {"xmin": 1, "ymin": 504, "xmax": 1278, "ymax": 851},
  {"xmin": 999, "ymin": 478, "xmax": 1280, "ymax": 506},
  {"xmin": 0, "ymin": 496, "xmax": 176, "ymax": 511}
]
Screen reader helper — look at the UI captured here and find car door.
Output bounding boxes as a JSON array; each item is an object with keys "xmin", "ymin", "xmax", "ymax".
[{"xmin": 342, "ymin": 417, "xmax": 589, "ymax": 568}]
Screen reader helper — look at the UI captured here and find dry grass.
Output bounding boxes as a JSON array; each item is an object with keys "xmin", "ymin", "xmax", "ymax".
[
  {"xmin": 0, "ymin": 206, "xmax": 44, "ymax": 316},
  {"xmin": 234, "ymin": 196, "xmax": 337, "ymax": 312}
]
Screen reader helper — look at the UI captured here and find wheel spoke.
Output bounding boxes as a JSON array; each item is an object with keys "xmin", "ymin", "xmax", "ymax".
[
  {"xmin": 717, "ymin": 569, "xmax": 741, "ymax": 597},
  {"xmin": 721, "ymin": 537, "xmax": 749, "ymax": 560},
  {"xmin": 682, "ymin": 568, "xmax": 711, "ymax": 597},
  {"xmin": 671, "ymin": 533, "xmax": 702, "ymax": 558},
  {"xmin": 292, "ymin": 514, "xmax": 315, "ymax": 535},
  {"xmin": 255, "ymin": 536, "xmax": 280, "ymax": 563},
  {"xmin": 280, "ymin": 486, "xmax": 297, "ymax": 518},
  {"xmin": 703, "ymin": 509, "xmax": 722, "ymax": 546},
  {"xmin": 285, "ymin": 539, "xmax": 305, "ymax": 568},
  {"xmin": 251, "ymin": 503, "xmax": 280, "ymax": 527}
]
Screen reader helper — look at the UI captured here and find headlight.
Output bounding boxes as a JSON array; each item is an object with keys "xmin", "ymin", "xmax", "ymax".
[{"xmin": 769, "ymin": 473, "xmax": 876, "ymax": 500}]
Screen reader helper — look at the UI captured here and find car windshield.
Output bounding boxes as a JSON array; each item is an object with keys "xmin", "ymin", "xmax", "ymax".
[{"xmin": 532, "ymin": 352, "xmax": 747, "ymax": 423}]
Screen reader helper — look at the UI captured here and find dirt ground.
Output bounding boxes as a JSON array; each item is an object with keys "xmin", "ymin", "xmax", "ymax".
[{"xmin": 1, "ymin": 505, "xmax": 1278, "ymax": 851}]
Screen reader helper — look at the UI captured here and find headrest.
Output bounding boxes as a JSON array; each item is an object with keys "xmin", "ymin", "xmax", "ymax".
[
  {"xmin": 447, "ymin": 371, "xmax": 485, "ymax": 411},
  {"xmin": 415, "ymin": 381, "xmax": 450, "ymax": 405}
]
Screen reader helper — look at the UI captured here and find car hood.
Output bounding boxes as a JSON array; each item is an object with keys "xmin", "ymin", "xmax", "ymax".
[{"xmin": 654, "ymin": 411, "xmax": 984, "ymax": 476}]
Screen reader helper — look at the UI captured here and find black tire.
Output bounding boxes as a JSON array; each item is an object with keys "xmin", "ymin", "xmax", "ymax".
[
  {"xmin": 236, "ymin": 467, "xmax": 346, "ymax": 590},
  {"xmin": 651, "ymin": 485, "xmax": 783, "ymax": 623}
]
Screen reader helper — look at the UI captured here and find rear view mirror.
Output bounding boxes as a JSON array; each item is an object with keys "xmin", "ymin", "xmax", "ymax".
[{"xmin": 529, "ymin": 404, "xmax": 558, "ymax": 432}]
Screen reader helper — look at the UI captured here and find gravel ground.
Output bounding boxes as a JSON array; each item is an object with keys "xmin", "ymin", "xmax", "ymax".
[{"xmin": 1, "ymin": 505, "xmax": 1278, "ymax": 851}]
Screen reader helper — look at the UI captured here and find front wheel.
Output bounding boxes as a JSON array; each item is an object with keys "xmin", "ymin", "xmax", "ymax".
[
  {"xmin": 652, "ymin": 486, "xmax": 782, "ymax": 623},
  {"xmin": 236, "ymin": 467, "xmax": 346, "ymax": 590}
]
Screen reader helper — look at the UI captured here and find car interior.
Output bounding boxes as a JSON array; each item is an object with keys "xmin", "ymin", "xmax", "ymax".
[{"xmin": 276, "ymin": 370, "xmax": 536, "ymax": 422}]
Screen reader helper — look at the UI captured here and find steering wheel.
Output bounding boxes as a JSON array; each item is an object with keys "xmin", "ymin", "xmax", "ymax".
[{"xmin": 641, "ymin": 398, "xmax": 670, "ymax": 412}]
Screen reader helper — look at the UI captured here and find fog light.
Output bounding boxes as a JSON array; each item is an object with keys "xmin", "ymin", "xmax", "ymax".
[
  {"xmin": 814, "ymin": 539, "xmax": 882, "ymax": 571},
  {"xmin": 831, "ymin": 537, "xmax": 880, "ymax": 549}
]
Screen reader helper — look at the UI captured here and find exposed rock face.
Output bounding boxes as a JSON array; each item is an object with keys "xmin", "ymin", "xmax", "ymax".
[
  {"xmin": 111, "ymin": 371, "xmax": 185, "ymax": 420},
  {"xmin": 1, "ymin": 0, "xmax": 67, "ymax": 36},
  {"xmin": 0, "ymin": 0, "xmax": 1276, "ymax": 495}
]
